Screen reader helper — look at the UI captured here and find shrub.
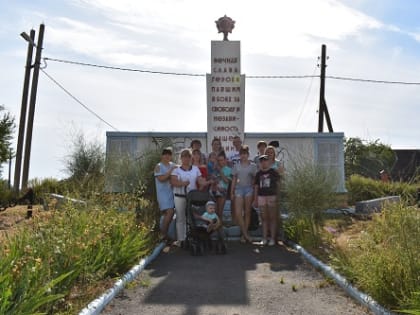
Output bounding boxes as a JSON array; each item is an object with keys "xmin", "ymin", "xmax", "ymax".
[
  {"xmin": 331, "ymin": 202, "xmax": 420, "ymax": 310},
  {"xmin": 346, "ymin": 174, "xmax": 419, "ymax": 205},
  {"xmin": 283, "ymin": 160, "xmax": 338, "ymax": 248},
  {"xmin": 63, "ymin": 132, "xmax": 105, "ymax": 199},
  {"xmin": 0, "ymin": 180, "xmax": 14, "ymax": 205},
  {"xmin": 344, "ymin": 137, "xmax": 395, "ymax": 179},
  {"xmin": 0, "ymin": 106, "xmax": 15, "ymax": 176},
  {"xmin": 28, "ymin": 177, "xmax": 66, "ymax": 203}
]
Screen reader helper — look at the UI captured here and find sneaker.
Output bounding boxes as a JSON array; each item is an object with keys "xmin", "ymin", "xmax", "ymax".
[
  {"xmin": 268, "ymin": 239, "xmax": 276, "ymax": 246},
  {"xmin": 172, "ymin": 240, "xmax": 182, "ymax": 247},
  {"xmin": 259, "ymin": 239, "xmax": 268, "ymax": 246}
]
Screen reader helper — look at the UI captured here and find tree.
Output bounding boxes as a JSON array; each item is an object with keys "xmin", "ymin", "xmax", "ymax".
[
  {"xmin": 0, "ymin": 105, "xmax": 15, "ymax": 176},
  {"xmin": 344, "ymin": 137, "xmax": 396, "ymax": 179}
]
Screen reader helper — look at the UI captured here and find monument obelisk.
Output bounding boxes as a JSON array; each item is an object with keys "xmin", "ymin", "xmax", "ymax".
[{"xmin": 206, "ymin": 16, "xmax": 246, "ymax": 153}]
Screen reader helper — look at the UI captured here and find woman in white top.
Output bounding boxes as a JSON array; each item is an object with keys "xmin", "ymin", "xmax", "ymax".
[{"xmin": 171, "ymin": 148, "xmax": 205, "ymax": 245}]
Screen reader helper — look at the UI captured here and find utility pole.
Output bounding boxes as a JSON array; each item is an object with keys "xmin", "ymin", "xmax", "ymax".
[
  {"xmin": 14, "ymin": 29, "xmax": 35, "ymax": 194},
  {"xmin": 318, "ymin": 44, "xmax": 333, "ymax": 133},
  {"xmin": 8, "ymin": 149, "xmax": 12, "ymax": 189},
  {"xmin": 22, "ymin": 23, "xmax": 45, "ymax": 190}
]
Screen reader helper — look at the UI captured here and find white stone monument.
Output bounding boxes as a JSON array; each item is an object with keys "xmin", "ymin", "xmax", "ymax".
[{"xmin": 206, "ymin": 15, "xmax": 246, "ymax": 153}]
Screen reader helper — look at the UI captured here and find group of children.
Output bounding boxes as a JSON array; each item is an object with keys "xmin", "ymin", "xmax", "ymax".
[{"xmin": 154, "ymin": 137, "xmax": 284, "ymax": 247}]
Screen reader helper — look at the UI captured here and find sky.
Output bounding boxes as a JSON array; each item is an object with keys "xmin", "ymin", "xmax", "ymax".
[{"xmin": 1, "ymin": 0, "xmax": 420, "ymax": 181}]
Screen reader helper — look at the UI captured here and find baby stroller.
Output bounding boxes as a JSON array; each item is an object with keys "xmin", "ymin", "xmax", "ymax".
[{"xmin": 185, "ymin": 190, "xmax": 226, "ymax": 256}]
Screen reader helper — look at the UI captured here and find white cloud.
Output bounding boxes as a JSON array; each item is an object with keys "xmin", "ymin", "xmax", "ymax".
[
  {"xmin": 60, "ymin": 0, "xmax": 384, "ymax": 60},
  {"xmin": 409, "ymin": 31, "xmax": 420, "ymax": 42}
]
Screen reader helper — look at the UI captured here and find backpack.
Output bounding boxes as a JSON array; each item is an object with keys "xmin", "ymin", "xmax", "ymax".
[{"xmin": 248, "ymin": 207, "xmax": 260, "ymax": 231}]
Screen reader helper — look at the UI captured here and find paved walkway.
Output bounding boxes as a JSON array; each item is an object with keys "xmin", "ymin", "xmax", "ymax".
[{"xmin": 102, "ymin": 241, "xmax": 371, "ymax": 315}]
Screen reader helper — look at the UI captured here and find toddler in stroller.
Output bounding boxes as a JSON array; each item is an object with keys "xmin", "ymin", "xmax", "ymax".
[{"xmin": 186, "ymin": 191, "xmax": 226, "ymax": 255}]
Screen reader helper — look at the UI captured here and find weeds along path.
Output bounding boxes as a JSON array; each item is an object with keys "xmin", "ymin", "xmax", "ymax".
[
  {"xmin": 102, "ymin": 242, "xmax": 372, "ymax": 315},
  {"xmin": 0, "ymin": 206, "xmax": 39, "ymax": 240}
]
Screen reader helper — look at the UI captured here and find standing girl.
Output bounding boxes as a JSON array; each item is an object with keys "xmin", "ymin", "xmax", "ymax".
[
  {"xmin": 254, "ymin": 154, "xmax": 280, "ymax": 246},
  {"xmin": 213, "ymin": 151, "xmax": 232, "ymax": 222},
  {"xmin": 230, "ymin": 145, "xmax": 257, "ymax": 243},
  {"xmin": 154, "ymin": 147, "xmax": 177, "ymax": 241},
  {"xmin": 265, "ymin": 145, "xmax": 285, "ymax": 175}
]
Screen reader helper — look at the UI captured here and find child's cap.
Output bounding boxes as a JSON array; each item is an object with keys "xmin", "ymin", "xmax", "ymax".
[
  {"xmin": 258, "ymin": 154, "xmax": 269, "ymax": 160},
  {"xmin": 205, "ymin": 200, "xmax": 216, "ymax": 209}
]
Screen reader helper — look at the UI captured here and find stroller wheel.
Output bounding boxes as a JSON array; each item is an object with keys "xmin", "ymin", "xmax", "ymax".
[
  {"xmin": 216, "ymin": 240, "xmax": 227, "ymax": 255},
  {"xmin": 198, "ymin": 242, "xmax": 205, "ymax": 256},
  {"xmin": 220, "ymin": 243, "xmax": 227, "ymax": 255},
  {"xmin": 190, "ymin": 243, "xmax": 197, "ymax": 256},
  {"xmin": 207, "ymin": 239, "xmax": 213, "ymax": 251}
]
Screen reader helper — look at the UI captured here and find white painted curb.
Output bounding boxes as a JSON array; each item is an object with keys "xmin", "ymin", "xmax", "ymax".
[
  {"xmin": 288, "ymin": 241, "xmax": 395, "ymax": 315},
  {"xmin": 78, "ymin": 242, "xmax": 165, "ymax": 315}
]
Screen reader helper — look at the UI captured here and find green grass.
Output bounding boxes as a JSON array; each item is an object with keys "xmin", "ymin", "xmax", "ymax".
[
  {"xmin": 0, "ymin": 201, "xmax": 157, "ymax": 314},
  {"xmin": 346, "ymin": 174, "xmax": 419, "ymax": 205},
  {"xmin": 330, "ymin": 202, "xmax": 420, "ymax": 312},
  {"xmin": 283, "ymin": 162, "xmax": 420, "ymax": 313}
]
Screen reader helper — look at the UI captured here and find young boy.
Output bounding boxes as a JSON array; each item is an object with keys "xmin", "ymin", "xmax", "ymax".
[
  {"xmin": 253, "ymin": 154, "xmax": 280, "ymax": 246},
  {"xmin": 195, "ymin": 201, "xmax": 221, "ymax": 233}
]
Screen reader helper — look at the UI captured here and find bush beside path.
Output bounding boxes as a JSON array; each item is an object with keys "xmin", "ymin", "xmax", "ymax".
[{"xmin": 103, "ymin": 242, "xmax": 371, "ymax": 315}]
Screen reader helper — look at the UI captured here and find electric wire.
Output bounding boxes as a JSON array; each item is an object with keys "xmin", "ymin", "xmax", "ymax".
[
  {"xmin": 44, "ymin": 57, "xmax": 420, "ymax": 85},
  {"xmin": 326, "ymin": 75, "xmax": 420, "ymax": 85},
  {"xmin": 44, "ymin": 57, "xmax": 205, "ymax": 77},
  {"xmin": 43, "ymin": 57, "xmax": 317, "ymax": 79},
  {"xmin": 246, "ymin": 75, "xmax": 319, "ymax": 79},
  {"xmin": 40, "ymin": 68, "xmax": 119, "ymax": 131},
  {"xmin": 295, "ymin": 64, "xmax": 318, "ymax": 130}
]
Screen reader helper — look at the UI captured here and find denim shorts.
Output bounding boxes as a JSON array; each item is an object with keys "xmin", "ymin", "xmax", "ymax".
[{"xmin": 234, "ymin": 186, "xmax": 254, "ymax": 197}]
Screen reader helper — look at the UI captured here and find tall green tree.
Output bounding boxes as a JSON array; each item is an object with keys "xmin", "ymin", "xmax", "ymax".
[
  {"xmin": 344, "ymin": 137, "xmax": 396, "ymax": 179},
  {"xmin": 0, "ymin": 105, "xmax": 15, "ymax": 176}
]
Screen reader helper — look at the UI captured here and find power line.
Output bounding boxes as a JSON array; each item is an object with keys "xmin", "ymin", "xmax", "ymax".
[
  {"xmin": 40, "ymin": 68, "xmax": 119, "ymax": 131},
  {"xmin": 246, "ymin": 75, "xmax": 318, "ymax": 79},
  {"xmin": 44, "ymin": 57, "xmax": 205, "ymax": 77},
  {"xmin": 295, "ymin": 64, "xmax": 318, "ymax": 130},
  {"xmin": 44, "ymin": 56, "xmax": 420, "ymax": 85},
  {"xmin": 327, "ymin": 75, "xmax": 420, "ymax": 85},
  {"xmin": 44, "ymin": 57, "xmax": 317, "ymax": 79}
]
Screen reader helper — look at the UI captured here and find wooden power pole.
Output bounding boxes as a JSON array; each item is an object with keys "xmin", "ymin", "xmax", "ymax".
[
  {"xmin": 14, "ymin": 29, "xmax": 35, "ymax": 193},
  {"xmin": 22, "ymin": 23, "xmax": 45, "ymax": 190},
  {"xmin": 318, "ymin": 44, "xmax": 333, "ymax": 133}
]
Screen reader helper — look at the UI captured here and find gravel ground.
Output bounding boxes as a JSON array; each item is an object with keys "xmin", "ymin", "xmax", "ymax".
[{"xmin": 102, "ymin": 241, "xmax": 372, "ymax": 315}]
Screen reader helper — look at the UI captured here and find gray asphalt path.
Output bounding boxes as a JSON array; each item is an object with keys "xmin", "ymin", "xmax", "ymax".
[{"xmin": 102, "ymin": 241, "xmax": 371, "ymax": 315}]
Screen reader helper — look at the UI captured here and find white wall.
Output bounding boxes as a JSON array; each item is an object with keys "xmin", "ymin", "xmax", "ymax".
[{"xmin": 105, "ymin": 131, "xmax": 346, "ymax": 193}]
